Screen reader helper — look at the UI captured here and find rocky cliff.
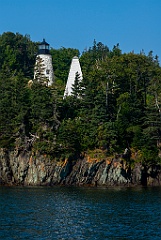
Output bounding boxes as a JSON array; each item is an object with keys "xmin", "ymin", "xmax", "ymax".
[{"xmin": 0, "ymin": 149, "xmax": 161, "ymax": 186}]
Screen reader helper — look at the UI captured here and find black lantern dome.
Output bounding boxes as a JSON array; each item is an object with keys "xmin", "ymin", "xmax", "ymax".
[{"xmin": 38, "ymin": 39, "xmax": 50, "ymax": 54}]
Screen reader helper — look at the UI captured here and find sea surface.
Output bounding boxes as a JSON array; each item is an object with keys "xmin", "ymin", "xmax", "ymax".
[{"xmin": 0, "ymin": 186, "xmax": 161, "ymax": 240}]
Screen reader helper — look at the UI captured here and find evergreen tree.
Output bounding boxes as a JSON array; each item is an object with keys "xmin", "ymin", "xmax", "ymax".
[{"xmin": 71, "ymin": 71, "xmax": 82, "ymax": 98}]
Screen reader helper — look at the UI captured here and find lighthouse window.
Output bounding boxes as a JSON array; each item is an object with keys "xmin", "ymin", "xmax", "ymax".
[{"xmin": 46, "ymin": 69, "xmax": 50, "ymax": 74}]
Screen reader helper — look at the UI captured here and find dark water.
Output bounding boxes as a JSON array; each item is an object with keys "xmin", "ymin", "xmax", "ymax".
[{"xmin": 0, "ymin": 186, "xmax": 161, "ymax": 240}]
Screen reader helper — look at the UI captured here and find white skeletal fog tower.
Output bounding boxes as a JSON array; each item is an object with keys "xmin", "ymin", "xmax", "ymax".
[
  {"xmin": 34, "ymin": 39, "xmax": 54, "ymax": 86},
  {"xmin": 64, "ymin": 56, "xmax": 83, "ymax": 97}
]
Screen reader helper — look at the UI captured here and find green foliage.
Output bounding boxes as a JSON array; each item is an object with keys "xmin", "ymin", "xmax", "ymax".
[
  {"xmin": 80, "ymin": 40, "xmax": 110, "ymax": 76},
  {"xmin": 29, "ymin": 83, "xmax": 54, "ymax": 130},
  {"xmin": 34, "ymin": 56, "xmax": 47, "ymax": 85},
  {"xmin": 97, "ymin": 122, "xmax": 118, "ymax": 153},
  {"xmin": 56, "ymin": 118, "xmax": 81, "ymax": 158},
  {"xmin": 0, "ymin": 33, "xmax": 161, "ymax": 165},
  {"xmin": 0, "ymin": 32, "xmax": 37, "ymax": 78},
  {"xmin": 71, "ymin": 72, "xmax": 82, "ymax": 98},
  {"xmin": 0, "ymin": 72, "xmax": 30, "ymax": 148}
]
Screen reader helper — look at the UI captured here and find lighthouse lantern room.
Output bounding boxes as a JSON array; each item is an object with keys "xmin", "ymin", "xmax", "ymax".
[{"xmin": 38, "ymin": 39, "xmax": 50, "ymax": 54}]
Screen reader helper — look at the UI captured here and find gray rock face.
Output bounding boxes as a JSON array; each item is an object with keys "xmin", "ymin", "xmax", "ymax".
[{"xmin": 0, "ymin": 149, "xmax": 161, "ymax": 186}]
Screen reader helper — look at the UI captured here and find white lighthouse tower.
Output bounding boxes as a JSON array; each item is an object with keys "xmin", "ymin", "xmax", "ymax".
[
  {"xmin": 34, "ymin": 39, "xmax": 54, "ymax": 86},
  {"xmin": 64, "ymin": 56, "xmax": 83, "ymax": 97}
]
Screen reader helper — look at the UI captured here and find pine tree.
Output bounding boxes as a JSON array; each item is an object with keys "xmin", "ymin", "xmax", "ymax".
[
  {"xmin": 34, "ymin": 56, "xmax": 48, "ymax": 85},
  {"xmin": 71, "ymin": 71, "xmax": 82, "ymax": 98}
]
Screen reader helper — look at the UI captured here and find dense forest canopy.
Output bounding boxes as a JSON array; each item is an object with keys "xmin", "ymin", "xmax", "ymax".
[{"xmin": 0, "ymin": 31, "xmax": 161, "ymax": 165}]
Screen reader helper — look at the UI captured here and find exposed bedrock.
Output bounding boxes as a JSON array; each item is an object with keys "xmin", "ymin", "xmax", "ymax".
[{"xmin": 0, "ymin": 149, "xmax": 161, "ymax": 186}]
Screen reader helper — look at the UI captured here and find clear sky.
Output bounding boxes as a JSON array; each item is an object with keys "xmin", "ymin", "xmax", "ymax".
[{"xmin": 0, "ymin": 0, "xmax": 161, "ymax": 62}]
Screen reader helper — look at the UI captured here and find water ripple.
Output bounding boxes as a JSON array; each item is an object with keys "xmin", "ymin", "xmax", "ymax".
[{"xmin": 0, "ymin": 186, "xmax": 161, "ymax": 239}]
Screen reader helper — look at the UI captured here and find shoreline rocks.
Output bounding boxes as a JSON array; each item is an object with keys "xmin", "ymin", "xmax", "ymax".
[{"xmin": 0, "ymin": 149, "xmax": 161, "ymax": 187}]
